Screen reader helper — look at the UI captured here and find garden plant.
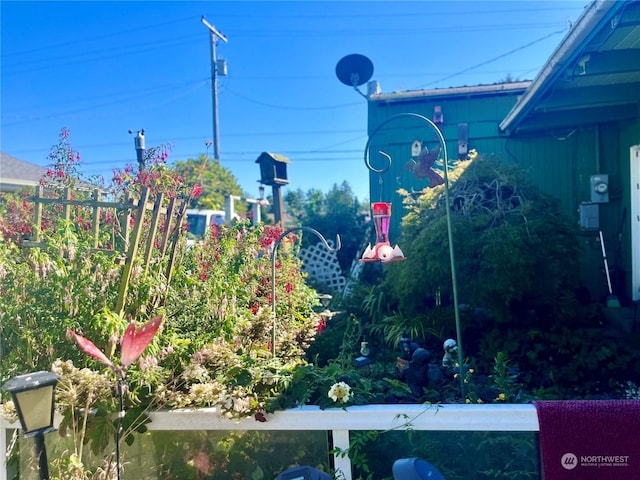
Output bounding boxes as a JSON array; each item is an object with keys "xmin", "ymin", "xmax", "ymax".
[{"xmin": 2, "ymin": 131, "xmax": 640, "ymax": 480}]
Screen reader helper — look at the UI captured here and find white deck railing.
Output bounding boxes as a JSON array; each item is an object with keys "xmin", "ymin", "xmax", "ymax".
[{"xmin": 1, "ymin": 404, "xmax": 540, "ymax": 480}]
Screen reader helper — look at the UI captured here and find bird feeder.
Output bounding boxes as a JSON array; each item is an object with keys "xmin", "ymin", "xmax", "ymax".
[{"xmin": 361, "ymin": 202, "xmax": 405, "ymax": 262}]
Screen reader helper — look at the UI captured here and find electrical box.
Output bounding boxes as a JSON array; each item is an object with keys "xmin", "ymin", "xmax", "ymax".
[
  {"xmin": 216, "ymin": 59, "xmax": 228, "ymax": 76},
  {"xmin": 590, "ymin": 174, "xmax": 609, "ymax": 203},
  {"xmin": 579, "ymin": 202, "xmax": 599, "ymax": 230}
]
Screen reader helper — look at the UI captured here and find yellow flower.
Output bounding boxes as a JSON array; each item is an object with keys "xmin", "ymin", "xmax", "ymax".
[
  {"xmin": 496, "ymin": 393, "xmax": 507, "ymax": 401},
  {"xmin": 477, "ymin": 399, "xmax": 484, "ymax": 404},
  {"xmin": 468, "ymin": 369, "xmax": 474, "ymax": 374},
  {"xmin": 465, "ymin": 398, "xmax": 471, "ymax": 404}
]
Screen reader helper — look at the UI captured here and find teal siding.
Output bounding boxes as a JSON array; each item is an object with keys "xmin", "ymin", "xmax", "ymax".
[
  {"xmin": 367, "ymin": 89, "xmax": 639, "ymax": 302},
  {"xmin": 366, "ymin": 88, "xmax": 525, "ymax": 242}
]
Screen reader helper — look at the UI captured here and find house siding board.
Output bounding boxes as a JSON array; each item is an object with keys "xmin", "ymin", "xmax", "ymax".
[
  {"xmin": 366, "ymin": 86, "xmax": 529, "ymax": 241},
  {"xmin": 365, "ymin": 80, "xmax": 638, "ymax": 302},
  {"xmin": 502, "ymin": 122, "xmax": 640, "ymax": 302}
]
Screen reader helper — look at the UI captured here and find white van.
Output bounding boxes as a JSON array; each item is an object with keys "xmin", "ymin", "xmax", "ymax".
[{"xmin": 185, "ymin": 209, "xmax": 226, "ymax": 238}]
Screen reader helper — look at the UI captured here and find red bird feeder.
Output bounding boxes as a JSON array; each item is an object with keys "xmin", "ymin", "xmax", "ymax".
[{"xmin": 361, "ymin": 202, "xmax": 405, "ymax": 263}]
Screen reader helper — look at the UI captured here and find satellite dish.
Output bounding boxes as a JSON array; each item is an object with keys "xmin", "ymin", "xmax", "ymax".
[{"xmin": 335, "ymin": 54, "xmax": 374, "ymax": 87}]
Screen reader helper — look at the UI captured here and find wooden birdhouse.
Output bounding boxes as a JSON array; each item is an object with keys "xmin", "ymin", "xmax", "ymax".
[{"xmin": 255, "ymin": 152, "xmax": 290, "ymax": 186}]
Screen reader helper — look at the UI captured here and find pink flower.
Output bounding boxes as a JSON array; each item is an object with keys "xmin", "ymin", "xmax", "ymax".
[{"xmin": 316, "ymin": 319, "xmax": 327, "ymax": 334}]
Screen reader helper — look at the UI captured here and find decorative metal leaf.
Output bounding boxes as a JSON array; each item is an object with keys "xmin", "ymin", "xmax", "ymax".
[
  {"xmin": 67, "ymin": 328, "xmax": 117, "ymax": 372},
  {"xmin": 120, "ymin": 315, "xmax": 163, "ymax": 368}
]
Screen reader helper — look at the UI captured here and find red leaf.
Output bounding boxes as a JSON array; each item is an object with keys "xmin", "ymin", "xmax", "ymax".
[
  {"xmin": 67, "ymin": 328, "xmax": 116, "ymax": 371},
  {"xmin": 120, "ymin": 315, "xmax": 163, "ymax": 368}
]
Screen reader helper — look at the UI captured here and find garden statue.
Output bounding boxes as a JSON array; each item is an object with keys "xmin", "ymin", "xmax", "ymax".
[
  {"xmin": 398, "ymin": 347, "xmax": 432, "ymax": 398},
  {"xmin": 395, "ymin": 329, "xmax": 432, "ymax": 398},
  {"xmin": 442, "ymin": 339, "xmax": 457, "ymax": 369}
]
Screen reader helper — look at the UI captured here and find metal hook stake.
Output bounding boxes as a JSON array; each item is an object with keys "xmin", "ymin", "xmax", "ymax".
[
  {"xmin": 271, "ymin": 227, "xmax": 341, "ymax": 358},
  {"xmin": 364, "ymin": 112, "xmax": 465, "ymax": 398}
]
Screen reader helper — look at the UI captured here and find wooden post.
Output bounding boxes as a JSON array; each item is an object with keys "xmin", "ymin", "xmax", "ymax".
[
  {"xmin": 33, "ymin": 186, "xmax": 43, "ymax": 243},
  {"xmin": 164, "ymin": 204, "xmax": 187, "ymax": 287},
  {"xmin": 63, "ymin": 187, "xmax": 71, "ymax": 222},
  {"xmin": 158, "ymin": 197, "xmax": 178, "ymax": 257},
  {"xmin": 272, "ymin": 185, "xmax": 283, "ymax": 226},
  {"xmin": 143, "ymin": 193, "xmax": 164, "ymax": 271},
  {"xmin": 91, "ymin": 189, "xmax": 101, "ymax": 249},
  {"xmin": 118, "ymin": 192, "xmax": 133, "ymax": 252},
  {"xmin": 115, "ymin": 187, "xmax": 150, "ymax": 316}
]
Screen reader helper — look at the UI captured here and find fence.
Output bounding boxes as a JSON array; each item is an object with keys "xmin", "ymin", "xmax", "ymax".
[
  {"xmin": 22, "ymin": 185, "xmax": 186, "ymax": 315},
  {"xmin": 1, "ymin": 404, "xmax": 540, "ymax": 480}
]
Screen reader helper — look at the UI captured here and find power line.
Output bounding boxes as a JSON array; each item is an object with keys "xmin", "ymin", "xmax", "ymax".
[
  {"xmin": 2, "ymin": 80, "xmax": 209, "ymax": 127},
  {"xmin": 224, "ymin": 22, "xmax": 566, "ymax": 38},
  {"xmin": 225, "ymin": 88, "xmax": 363, "ymax": 111},
  {"xmin": 2, "ymin": 6, "xmax": 580, "ymax": 59},
  {"xmin": 7, "ymin": 131, "xmax": 366, "ymax": 155},
  {"xmin": 207, "ymin": 6, "xmax": 582, "ymax": 20},
  {"xmin": 1, "ymin": 15, "xmax": 196, "ymax": 58},
  {"xmin": 2, "ymin": 36, "xmax": 202, "ymax": 76},
  {"xmin": 417, "ymin": 29, "xmax": 566, "ymax": 89}
]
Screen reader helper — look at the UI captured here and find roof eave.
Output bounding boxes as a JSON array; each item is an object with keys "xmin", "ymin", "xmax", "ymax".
[
  {"xmin": 370, "ymin": 82, "xmax": 532, "ymax": 103},
  {"xmin": 499, "ymin": 0, "xmax": 623, "ymax": 134}
]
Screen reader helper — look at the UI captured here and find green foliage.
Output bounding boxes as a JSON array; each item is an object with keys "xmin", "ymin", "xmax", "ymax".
[
  {"xmin": 284, "ymin": 182, "xmax": 370, "ymax": 273},
  {"xmin": 1, "ymin": 130, "xmax": 334, "ymax": 478},
  {"xmin": 491, "ymin": 352, "xmax": 525, "ymax": 403},
  {"xmin": 388, "ymin": 157, "xmax": 581, "ymax": 322},
  {"xmin": 4, "ymin": 133, "xmax": 640, "ymax": 478},
  {"xmin": 477, "ymin": 310, "xmax": 640, "ymax": 398},
  {"xmin": 172, "ymin": 154, "xmax": 243, "ymax": 210},
  {"xmin": 378, "ymin": 155, "xmax": 640, "ymax": 399},
  {"xmin": 0, "ymin": 221, "xmax": 131, "ymax": 378}
]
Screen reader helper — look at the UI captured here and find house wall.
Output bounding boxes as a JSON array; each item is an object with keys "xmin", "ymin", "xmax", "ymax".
[
  {"xmin": 505, "ymin": 115, "xmax": 640, "ymax": 303},
  {"xmin": 617, "ymin": 113, "xmax": 640, "ymax": 302},
  {"xmin": 367, "ymin": 92, "xmax": 639, "ymax": 304},
  {"xmin": 366, "ymin": 89, "xmax": 526, "ymax": 243}
]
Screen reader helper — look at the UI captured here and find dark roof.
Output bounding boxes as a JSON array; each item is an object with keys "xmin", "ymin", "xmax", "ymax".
[
  {"xmin": 500, "ymin": 0, "xmax": 640, "ymax": 134},
  {"xmin": 0, "ymin": 151, "xmax": 48, "ymax": 192}
]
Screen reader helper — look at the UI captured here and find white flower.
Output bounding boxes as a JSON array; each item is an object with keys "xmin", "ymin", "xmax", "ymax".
[
  {"xmin": 328, "ymin": 381, "xmax": 353, "ymax": 404},
  {"xmin": 183, "ymin": 364, "xmax": 210, "ymax": 383}
]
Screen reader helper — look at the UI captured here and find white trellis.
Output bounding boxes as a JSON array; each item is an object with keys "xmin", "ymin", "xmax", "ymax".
[{"xmin": 299, "ymin": 240, "xmax": 346, "ymax": 294}]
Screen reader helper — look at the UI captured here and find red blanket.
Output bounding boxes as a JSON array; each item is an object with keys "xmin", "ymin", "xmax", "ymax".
[{"xmin": 534, "ymin": 400, "xmax": 640, "ymax": 479}]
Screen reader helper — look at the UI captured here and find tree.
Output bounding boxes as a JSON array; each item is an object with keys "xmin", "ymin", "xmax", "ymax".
[
  {"xmin": 172, "ymin": 154, "xmax": 243, "ymax": 210},
  {"xmin": 386, "ymin": 157, "xmax": 581, "ymax": 322},
  {"xmin": 284, "ymin": 182, "xmax": 370, "ymax": 274},
  {"xmin": 284, "ymin": 188, "xmax": 306, "ymax": 221}
]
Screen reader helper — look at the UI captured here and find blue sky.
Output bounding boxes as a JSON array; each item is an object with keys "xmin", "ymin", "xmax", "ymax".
[{"xmin": 1, "ymin": 1, "xmax": 589, "ymax": 201}]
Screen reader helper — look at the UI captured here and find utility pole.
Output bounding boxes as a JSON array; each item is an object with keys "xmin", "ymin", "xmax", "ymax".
[{"xmin": 201, "ymin": 16, "xmax": 227, "ymax": 160}]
